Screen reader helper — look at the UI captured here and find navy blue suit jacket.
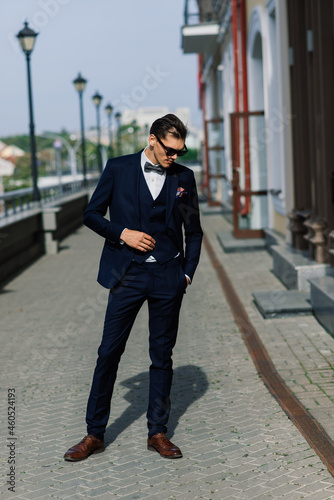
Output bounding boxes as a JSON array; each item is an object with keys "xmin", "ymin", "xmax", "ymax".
[{"xmin": 83, "ymin": 151, "xmax": 203, "ymax": 289}]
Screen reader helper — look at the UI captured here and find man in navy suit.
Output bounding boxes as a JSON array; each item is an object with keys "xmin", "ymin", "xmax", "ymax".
[{"xmin": 64, "ymin": 114, "xmax": 203, "ymax": 461}]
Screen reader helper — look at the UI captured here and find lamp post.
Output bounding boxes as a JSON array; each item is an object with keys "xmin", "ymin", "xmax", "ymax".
[
  {"xmin": 92, "ymin": 91, "xmax": 103, "ymax": 172},
  {"xmin": 144, "ymin": 123, "xmax": 149, "ymax": 149},
  {"xmin": 16, "ymin": 22, "xmax": 40, "ymax": 203},
  {"xmin": 132, "ymin": 119, "xmax": 138, "ymax": 152},
  {"xmin": 105, "ymin": 103, "xmax": 113, "ymax": 158},
  {"xmin": 73, "ymin": 73, "xmax": 87, "ymax": 187},
  {"xmin": 115, "ymin": 112, "xmax": 122, "ymax": 156},
  {"xmin": 53, "ymin": 139, "xmax": 63, "ymax": 196}
]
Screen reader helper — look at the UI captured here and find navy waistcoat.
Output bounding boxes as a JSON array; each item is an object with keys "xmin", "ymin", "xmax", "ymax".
[{"xmin": 132, "ymin": 172, "xmax": 178, "ymax": 264}]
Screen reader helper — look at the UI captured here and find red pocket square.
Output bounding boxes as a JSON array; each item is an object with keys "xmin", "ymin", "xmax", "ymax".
[{"xmin": 176, "ymin": 187, "xmax": 188, "ymax": 198}]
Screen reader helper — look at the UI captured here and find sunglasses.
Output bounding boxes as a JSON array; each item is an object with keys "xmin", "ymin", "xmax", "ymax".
[{"xmin": 155, "ymin": 135, "xmax": 188, "ymax": 157}]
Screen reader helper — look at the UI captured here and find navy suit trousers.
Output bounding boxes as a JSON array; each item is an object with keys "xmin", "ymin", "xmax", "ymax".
[{"xmin": 86, "ymin": 258, "xmax": 187, "ymax": 439}]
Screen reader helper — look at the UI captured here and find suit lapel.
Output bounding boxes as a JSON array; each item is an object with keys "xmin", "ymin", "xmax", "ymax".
[
  {"xmin": 165, "ymin": 166, "xmax": 178, "ymax": 225},
  {"xmin": 126, "ymin": 151, "xmax": 143, "ymax": 226}
]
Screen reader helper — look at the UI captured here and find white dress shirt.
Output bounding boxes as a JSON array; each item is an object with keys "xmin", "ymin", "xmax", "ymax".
[
  {"xmin": 141, "ymin": 149, "xmax": 166, "ymax": 262},
  {"xmin": 141, "ymin": 149, "xmax": 166, "ymax": 199}
]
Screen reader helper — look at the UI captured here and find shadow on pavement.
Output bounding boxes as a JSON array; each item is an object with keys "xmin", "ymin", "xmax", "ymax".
[{"xmin": 104, "ymin": 365, "xmax": 209, "ymax": 446}]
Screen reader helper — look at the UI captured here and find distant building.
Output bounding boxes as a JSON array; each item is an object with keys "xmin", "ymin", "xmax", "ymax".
[
  {"xmin": 120, "ymin": 106, "xmax": 203, "ymax": 149},
  {"xmin": 122, "ymin": 107, "xmax": 169, "ymax": 128},
  {"xmin": 0, "ymin": 157, "xmax": 15, "ymax": 177},
  {"xmin": 86, "ymin": 106, "xmax": 203, "ymax": 154},
  {"xmin": 0, "ymin": 144, "xmax": 25, "ymax": 163}
]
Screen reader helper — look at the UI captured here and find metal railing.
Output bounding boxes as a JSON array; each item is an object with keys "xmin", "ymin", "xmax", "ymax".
[
  {"xmin": 184, "ymin": 0, "xmax": 214, "ymax": 24},
  {"xmin": 213, "ymin": 0, "xmax": 230, "ymax": 20},
  {"xmin": 0, "ymin": 175, "xmax": 99, "ymax": 221},
  {"xmin": 184, "ymin": 0, "xmax": 230, "ymax": 25}
]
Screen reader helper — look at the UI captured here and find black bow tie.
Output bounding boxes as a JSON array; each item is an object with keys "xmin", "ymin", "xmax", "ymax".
[{"xmin": 144, "ymin": 162, "xmax": 165, "ymax": 175}]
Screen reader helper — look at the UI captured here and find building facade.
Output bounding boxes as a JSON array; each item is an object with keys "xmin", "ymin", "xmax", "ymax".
[
  {"xmin": 182, "ymin": 0, "xmax": 334, "ymax": 250},
  {"xmin": 182, "ymin": 0, "xmax": 334, "ymax": 332},
  {"xmin": 286, "ymin": 0, "xmax": 334, "ymax": 265}
]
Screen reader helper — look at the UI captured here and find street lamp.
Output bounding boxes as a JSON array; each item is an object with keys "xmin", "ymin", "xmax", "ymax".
[
  {"xmin": 16, "ymin": 21, "xmax": 40, "ymax": 202},
  {"xmin": 105, "ymin": 103, "xmax": 113, "ymax": 158},
  {"xmin": 132, "ymin": 119, "xmax": 138, "ymax": 152},
  {"xmin": 115, "ymin": 112, "xmax": 122, "ymax": 156},
  {"xmin": 92, "ymin": 91, "xmax": 103, "ymax": 172},
  {"xmin": 73, "ymin": 73, "xmax": 88, "ymax": 187},
  {"xmin": 53, "ymin": 139, "xmax": 63, "ymax": 196}
]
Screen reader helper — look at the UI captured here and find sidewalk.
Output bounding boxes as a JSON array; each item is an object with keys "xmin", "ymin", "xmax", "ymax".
[
  {"xmin": 204, "ymin": 213, "xmax": 334, "ymax": 441},
  {"xmin": 1, "ymin": 210, "xmax": 334, "ymax": 499}
]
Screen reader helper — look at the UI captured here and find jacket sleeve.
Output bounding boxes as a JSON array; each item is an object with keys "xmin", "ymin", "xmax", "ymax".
[
  {"xmin": 180, "ymin": 171, "xmax": 203, "ymax": 281},
  {"xmin": 83, "ymin": 160, "xmax": 124, "ymax": 242}
]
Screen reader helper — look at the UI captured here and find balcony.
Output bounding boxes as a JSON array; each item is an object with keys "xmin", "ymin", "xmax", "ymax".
[
  {"xmin": 181, "ymin": 0, "xmax": 220, "ymax": 54},
  {"xmin": 182, "ymin": 23, "xmax": 220, "ymax": 54}
]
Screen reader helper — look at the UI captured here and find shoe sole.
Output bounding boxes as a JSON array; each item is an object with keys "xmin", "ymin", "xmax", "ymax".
[
  {"xmin": 64, "ymin": 447, "xmax": 105, "ymax": 462},
  {"xmin": 147, "ymin": 445, "xmax": 182, "ymax": 459}
]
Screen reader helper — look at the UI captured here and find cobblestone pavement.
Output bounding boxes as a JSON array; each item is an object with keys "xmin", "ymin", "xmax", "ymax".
[{"xmin": 1, "ymin": 211, "xmax": 334, "ymax": 499}]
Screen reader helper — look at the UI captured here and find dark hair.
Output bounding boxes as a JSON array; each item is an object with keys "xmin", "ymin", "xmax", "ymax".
[{"xmin": 150, "ymin": 114, "xmax": 188, "ymax": 141}]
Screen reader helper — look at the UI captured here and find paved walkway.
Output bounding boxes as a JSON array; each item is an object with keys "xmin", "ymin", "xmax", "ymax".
[{"xmin": 1, "ymin": 209, "xmax": 334, "ymax": 499}]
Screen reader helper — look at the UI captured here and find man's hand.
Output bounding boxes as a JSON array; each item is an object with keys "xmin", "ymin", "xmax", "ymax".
[
  {"xmin": 120, "ymin": 229, "xmax": 155, "ymax": 252},
  {"xmin": 185, "ymin": 276, "xmax": 190, "ymax": 286}
]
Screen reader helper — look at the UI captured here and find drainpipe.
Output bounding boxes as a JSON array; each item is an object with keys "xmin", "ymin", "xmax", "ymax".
[
  {"xmin": 232, "ymin": 0, "xmax": 250, "ymax": 216},
  {"xmin": 240, "ymin": 0, "xmax": 251, "ymax": 216},
  {"xmin": 232, "ymin": 0, "xmax": 241, "ymax": 211},
  {"xmin": 199, "ymin": 54, "xmax": 210, "ymax": 197},
  {"xmin": 232, "ymin": 0, "xmax": 240, "ymax": 113}
]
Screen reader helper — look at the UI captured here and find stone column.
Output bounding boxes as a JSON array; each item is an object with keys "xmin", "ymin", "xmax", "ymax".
[
  {"xmin": 303, "ymin": 215, "xmax": 315, "ymax": 260},
  {"xmin": 288, "ymin": 209, "xmax": 308, "ymax": 250},
  {"xmin": 327, "ymin": 229, "xmax": 334, "ymax": 267},
  {"xmin": 309, "ymin": 217, "xmax": 328, "ymax": 263}
]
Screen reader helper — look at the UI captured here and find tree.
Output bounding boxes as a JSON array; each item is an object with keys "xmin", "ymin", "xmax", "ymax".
[{"xmin": 13, "ymin": 153, "xmax": 32, "ymax": 180}]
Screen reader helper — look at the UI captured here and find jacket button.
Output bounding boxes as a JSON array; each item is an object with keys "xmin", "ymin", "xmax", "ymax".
[{"xmin": 152, "ymin": 205, "xmax": 156, "ymax": 209}]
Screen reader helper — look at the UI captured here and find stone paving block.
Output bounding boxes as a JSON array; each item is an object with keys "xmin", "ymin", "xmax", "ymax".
[
  {"xmin": 270, "ymin": 481, "xmax": 306, "ymax": 497},
  {"xmin": 275, "ymin": 492, "xmax": 305, "ymax": 500},
  {"xmin": 84, "ymin": 484, "xmax": 134, "ymax": 497},
  {"xmin": 141, "ymin": 491, "xmax": 177, "ymax": 500},
  {"xmin": 234, "ymin": 484, "xmax": 273, "ymax": 499},
  {"xmin": 50, "ymin": 486, "xmax": 92, "ymax": 499},
  {"xmin": 79, "ymin": 495, "xmax": 118, "ymax": 500},
  {"xmin": 298, "ymin": 480, "xmax": 334, "ymax": 495},
  {"xmin": 192, "ymin": 483, "xmax": 242, "ymax": 499},
  {"xmin": 15, "ymin": 486, "xmax": 59, "ymax": 499},
  {"xmin": 303, "ymin": 487, "xmax": 334, "ymax": 499},
  {"xmin": 118, "ymin": 493, "xmax": 149, "ymax": 500}
]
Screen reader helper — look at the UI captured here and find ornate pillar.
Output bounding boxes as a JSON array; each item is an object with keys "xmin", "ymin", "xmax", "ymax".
[
  {"xmin": 328, "ymin": 229, "xmax": 334, "ymax": 267},
  {"xmin": 288, "ymin": 209, "xmax": 308, "ymax": 250},
  {"xmin": 303, "ymin": 215, "xmax": 316, "ymax": 259},
  {"xmin": 309, "ymin": 217, "xmax": 328, "ymax": 263}
]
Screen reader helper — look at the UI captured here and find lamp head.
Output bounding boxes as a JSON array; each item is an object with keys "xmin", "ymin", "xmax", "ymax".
[
  {"xmin": 17, "ymin": 22, "xmax": 38, "ymax": 54},
  {"xmin": 73, "ymin": 73, "xmax": 87, "ymax": 93},
  {"xmin": 92, "ymin": 91, "xmax": 103, "ymax": 107},
  {"xmin": 105, "ymin": 104, "xmax": 113, "ymax": 116}
]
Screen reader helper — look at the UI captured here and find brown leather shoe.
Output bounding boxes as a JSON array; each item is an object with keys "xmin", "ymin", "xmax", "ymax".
[
  {"xmin": 64, "ymin": 434, "xmax": 104, "ymax": 461},
  {"xmin": 147, "ymin": 432, "xmax": 182, "ymax": 459}
]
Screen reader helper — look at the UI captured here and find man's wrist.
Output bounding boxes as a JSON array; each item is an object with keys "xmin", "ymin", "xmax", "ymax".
[
  {"xmin": 120, "ymin": 228, "xmax": 128, "ymax": 244},
  {"xmin": 185, "ymin": 274, "xmax": 191, "ymax": 285}
]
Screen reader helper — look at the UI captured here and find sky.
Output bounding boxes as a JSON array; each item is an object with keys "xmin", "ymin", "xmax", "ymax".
[{"xmin": 0, "ymin": 0, "xmax": 202, "ymax": 138}]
